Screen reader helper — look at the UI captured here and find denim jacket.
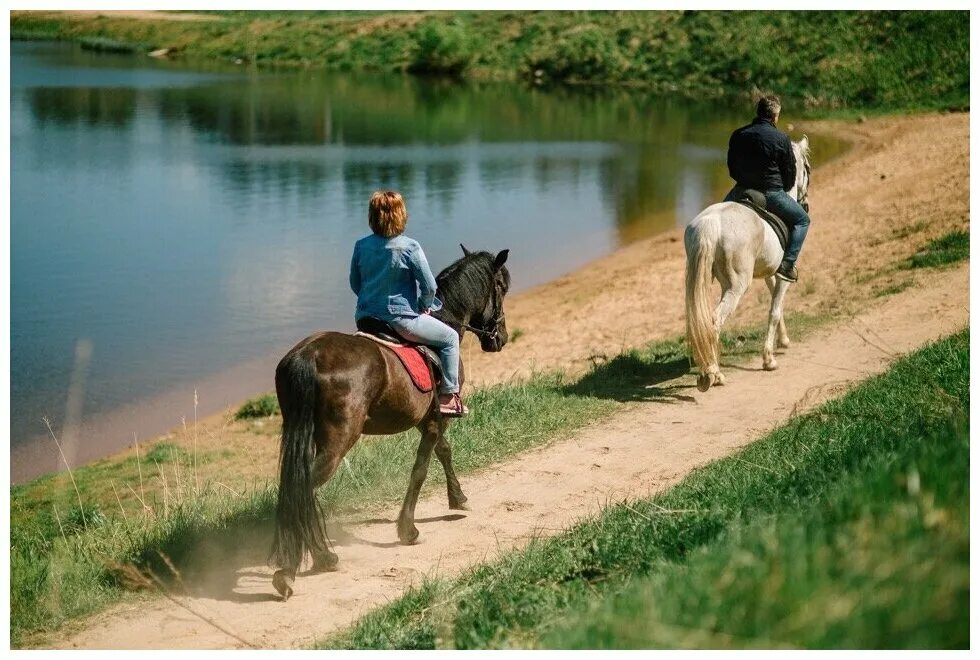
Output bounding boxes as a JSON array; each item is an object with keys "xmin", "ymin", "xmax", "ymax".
[{"xmin": 350, "ymin": 233, "xmax": 443, "ymax": 322}]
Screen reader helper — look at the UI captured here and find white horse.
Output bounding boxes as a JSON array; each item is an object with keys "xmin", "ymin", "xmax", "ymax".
[{"xmin": 684, "ymin": 136, "xmax": 811, "ymax": 392}]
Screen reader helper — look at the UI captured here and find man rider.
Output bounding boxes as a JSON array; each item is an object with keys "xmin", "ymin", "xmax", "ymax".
[{"xmin": 724, "ymin": 94, "xmax": 810, "ymax": 283}]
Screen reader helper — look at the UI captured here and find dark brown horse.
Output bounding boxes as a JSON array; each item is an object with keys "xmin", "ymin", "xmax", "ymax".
[{"xmin": 270, "ymin": 247, "xmax": 511, "ymax": 599}]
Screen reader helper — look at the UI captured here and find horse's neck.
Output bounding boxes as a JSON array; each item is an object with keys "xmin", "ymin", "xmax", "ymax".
[
  {"xmin": 432, "ymin": 305, "xmax": 468, "ymax": 337},
  {"xmin": 436, "ymin": 280, "xmax": 488, "ymax": 336}
]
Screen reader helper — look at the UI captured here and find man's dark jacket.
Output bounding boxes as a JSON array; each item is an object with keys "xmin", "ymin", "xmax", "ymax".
[{"xmin": 727, "ymin": 118, "xmax": 796, "ymax": 192}]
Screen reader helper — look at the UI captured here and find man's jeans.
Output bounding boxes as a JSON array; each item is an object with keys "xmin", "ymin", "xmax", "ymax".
[
  {"xmin": 389, "ymin": 314, "xmax": 460, "ymax": 394},
  {"xmin": 725, "ymin": 187, "xmax": 811, "ymax": 267}
]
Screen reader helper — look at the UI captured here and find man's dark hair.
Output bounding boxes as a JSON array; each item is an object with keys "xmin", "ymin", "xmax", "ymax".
[{"xmin": 756, "ymin": 94, "xmax": 781, "ymax": 121}]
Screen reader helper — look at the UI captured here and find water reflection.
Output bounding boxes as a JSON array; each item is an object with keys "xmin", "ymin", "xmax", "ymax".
[
  {"xmin": 19, "ymin": 53, "xmax": 770, "ymax": 242},
  {"xmin": 30, "ymin": 86, "xmax": 138, "ymax": 126},
  {"xmin": 15, "ymin": 50, "xmax": 772, "ymax": 240},
  {"xmin": 10, "ymin": 40, "xmax": 849, "ymax": 478}
]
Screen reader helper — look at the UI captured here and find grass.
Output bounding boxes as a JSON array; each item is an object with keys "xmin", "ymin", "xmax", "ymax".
[
  {"xmin": 891, "ymin": 220, "xmax": 929, "ymax": 241},
  {"xmin": 322, "ymin": 329, "xmax": 969, "ymax": 649},
  {"xmin": 10, "ymin": 28, "xmax": 59, "ymax": 41},
  {"xmin": 874, "ymin": 278, "xmax": 915, "ymax": 298},
  {"xmin": 9, "ymin": 10, "xmax": 969, "ymax": 113},
  {"xmin": 905, "ymin": 230, "xmax": 969, "ymax": 270},
  {"xmin": 78, "ymin": 36, "xmax": 143, "ymax": 54},
  {"xmin": 10, "ymin": 314, "xmax": 823, "ymax": 646},
  {"xmin": 235, "ymin": 393, "xmax": 280, "ymax": 419}
]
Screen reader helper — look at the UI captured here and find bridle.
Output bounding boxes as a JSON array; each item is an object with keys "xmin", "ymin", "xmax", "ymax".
[
  {"xmin": 461, "ymin": 286, "xmax": 506, "ymax": 342},
  {"xmin": 462, "ymin": 314, "xmax": 505, "ymax": 341}
]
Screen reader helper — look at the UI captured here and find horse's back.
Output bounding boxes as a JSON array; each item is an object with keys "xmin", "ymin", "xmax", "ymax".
[
  {"xmin": 686, "ymin": 202, "xmax": 758, "ymax": 253},
  {"xmin": 279, "ymin": 330, "xmax": 379, "ymax": 373},
  {"xmin": 278, "ymin": 330, "xmax": 432, "ymax": 434},
  {"xmin": 686, "ymin": 202, "xmax": 782, "ymax": 277}
]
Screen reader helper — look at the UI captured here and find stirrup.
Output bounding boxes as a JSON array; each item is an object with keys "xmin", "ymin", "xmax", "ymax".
[
  {"xmin": 439, "ymin": 394, "xmax": 469, "ymax": 417},
  {"xmin": 775, "ymin": 262, "xmax": 798, "ymax": 283}
]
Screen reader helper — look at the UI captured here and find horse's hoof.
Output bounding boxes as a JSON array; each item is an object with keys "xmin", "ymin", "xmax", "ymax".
[
  {"xmin": 778, "ymin": 338, "xmax": 791, "ymax": 349},
  {"xmin": 449, "ymin": 495, "xmax": 469, "ymax": 511},
  {"xmin": 713, "ymin": 373, "xmax": 726, "ymax": 387},
  {"xmin": 398, "ymin": 526, "xmax": 420, "ymax": 545},
  {"xmin": 763, "ymin": 360, "xmax": 779, "ymax": 372},
  {"xmin": 696, "ymin": 373, "xmax": 713, "ymax": 392},
  {"xmin": 272, "ymin": 570, "xmax": 294, "ymax": 601},
  {"xmin": 312, "ymin": 550, "xmax": 339, "ymax": 572}
]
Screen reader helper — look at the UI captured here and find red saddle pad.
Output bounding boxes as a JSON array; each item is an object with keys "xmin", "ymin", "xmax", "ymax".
[{"xmin": 387, "ymin": 344, "xmax": 434, "ymax": 393}]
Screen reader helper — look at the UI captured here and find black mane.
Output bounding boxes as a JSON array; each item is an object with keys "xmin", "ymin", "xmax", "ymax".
[{"xmin": 434, "ymin": 251, "xmax": 508, "ymax": 327}]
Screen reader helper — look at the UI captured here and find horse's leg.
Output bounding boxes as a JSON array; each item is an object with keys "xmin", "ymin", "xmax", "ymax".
[
  {"xmin": 778, "ymin": 317, "xmax": 791, "ymax": 349},
  {"xmin": 715, "ymin": 271, "xmax": 750, "ymax": 328},
  {"xmin": 308, "ymin": 414, "xmax": 365, "ymax": 571},
  {"xmin": 396, "ymin": 416, "xmax": 440, "ymax": 544},
  {"xmin": 272, "ymin": 428, "xmax": 349, "ymax": 596},
  {"xmin": 709, "ymin": 264, "xmax": 751, "ymax": 387},
  {"xmin": 305, "ymin": 453, "xmax": 342, "ymax": 573},
  {"xmin": 763, "ymin": 276, "xmax": 791, "ymax": 371},
  {"xmin": 765, "ymin": 276, "xmax": 792, "ymax": 348},
  {"xmin": 433, "ymin": 422, "xmax": 467, "ymax": 510}
]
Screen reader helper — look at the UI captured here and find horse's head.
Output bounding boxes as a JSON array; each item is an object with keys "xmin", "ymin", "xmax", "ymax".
[
  {"xmin": 792, "ymin": 135, "xmax": 811, "ymax": 213},
  {"xmin": 435, "ymin": 245, "xmax": 511, "ymax": 352}
]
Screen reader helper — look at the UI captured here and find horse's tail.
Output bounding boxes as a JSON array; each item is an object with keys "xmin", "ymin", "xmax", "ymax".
[
  {"xmin": 685, "ymin": 213, "xmax": 720, "ymax": 391},
  {"xmin": 270, "ymin": 349, "xmax": 327, "ymax": 572}
]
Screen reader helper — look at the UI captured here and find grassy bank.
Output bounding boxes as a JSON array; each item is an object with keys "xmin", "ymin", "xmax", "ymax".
[
  {"xmin": 11, "ymin": 315, "xmax": 813, "ymax": 646},
  {"xmin": 323, "ymin": 329, "xmax": 969, "ymax": 649},
  {"xmin": 862, "ymin": 229, "xmax": 970, "ymax": 299},
  {"xmin": 11, "ymin": 10, "xmax": 969, "ymax": 112}
]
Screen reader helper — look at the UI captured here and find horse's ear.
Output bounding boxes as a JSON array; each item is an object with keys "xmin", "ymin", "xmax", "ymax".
[
  {"xmin": 460, "ymin": 244, "xmax": 472, "ymax": 257},
  {"xmin": 494, "ymin": 249, "xmax": 509, "ymax": 269},
  {"xmin": 800, "ymin": 134, "xmax": 809, "ymax": 151}
]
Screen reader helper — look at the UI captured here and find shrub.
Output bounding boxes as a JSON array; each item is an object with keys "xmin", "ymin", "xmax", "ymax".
[
  {"xmin": 78, "ymin": 37, "xmax": 143, "ymax": 54},
  {"xmin": 235, "ymin": 393, "xmax": 280, "ymax": 419},
  {"xmin": 524, "ymin": 26, "xmax": 632, "ymax": 83},
  {"xmin": 408, "ymin": 20, "xmax": 476, "ymax": 76}
]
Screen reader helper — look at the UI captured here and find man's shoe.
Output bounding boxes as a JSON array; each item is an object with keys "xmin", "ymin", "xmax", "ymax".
[{"xmin": 775, "ymin": 262, "xmax": 798, "ymax": 283}]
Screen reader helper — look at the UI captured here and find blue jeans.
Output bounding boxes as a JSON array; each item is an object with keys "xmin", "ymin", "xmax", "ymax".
[
  {"xmin": 389, "ymin": 314, "xmax": 460, "ymax": 394},
  {"xmin": 725, "ymin": 187, "xmax": 811, "ymax": 267}
]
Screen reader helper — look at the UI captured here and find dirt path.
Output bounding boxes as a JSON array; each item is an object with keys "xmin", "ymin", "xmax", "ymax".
[{"xmin": 57, "ymin": 262, "xmax": 968, "ymax": 649}]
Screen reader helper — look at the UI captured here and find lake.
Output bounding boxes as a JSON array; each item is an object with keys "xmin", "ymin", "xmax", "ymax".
[{"xmin": 9, "ymin": 40, "xmax": 847, "ymax": 482}]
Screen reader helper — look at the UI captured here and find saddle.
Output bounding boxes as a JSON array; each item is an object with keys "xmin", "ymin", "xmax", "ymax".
[
  {"xmin": 354, "ymin": 317, "xmax": 442, "ymax": 393},
  {"xmin": 729, "ymin": 186, "xmax": 790, "ymax": 251}
]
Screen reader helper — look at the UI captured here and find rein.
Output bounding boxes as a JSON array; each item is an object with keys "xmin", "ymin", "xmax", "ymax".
[
  {"xmin": 798, "ymin": 157, "xmax": 811, "ymax": 212},
  {"xmin": 794, "ymin": 143, "xmax": 812, "ymax": 213},
  {"xmin": 461, "ymin": 314, "xmax": 504, "ymax": 340}
]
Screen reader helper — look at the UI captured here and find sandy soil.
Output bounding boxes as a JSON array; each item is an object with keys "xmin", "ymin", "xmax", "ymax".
[
  {"xmin": 55, "ymin": 262, "xmax": 968, "ymax": 649},
  {"xmin": 39, "ymin": 111, "xmax": 970, "ymax": 649}
]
